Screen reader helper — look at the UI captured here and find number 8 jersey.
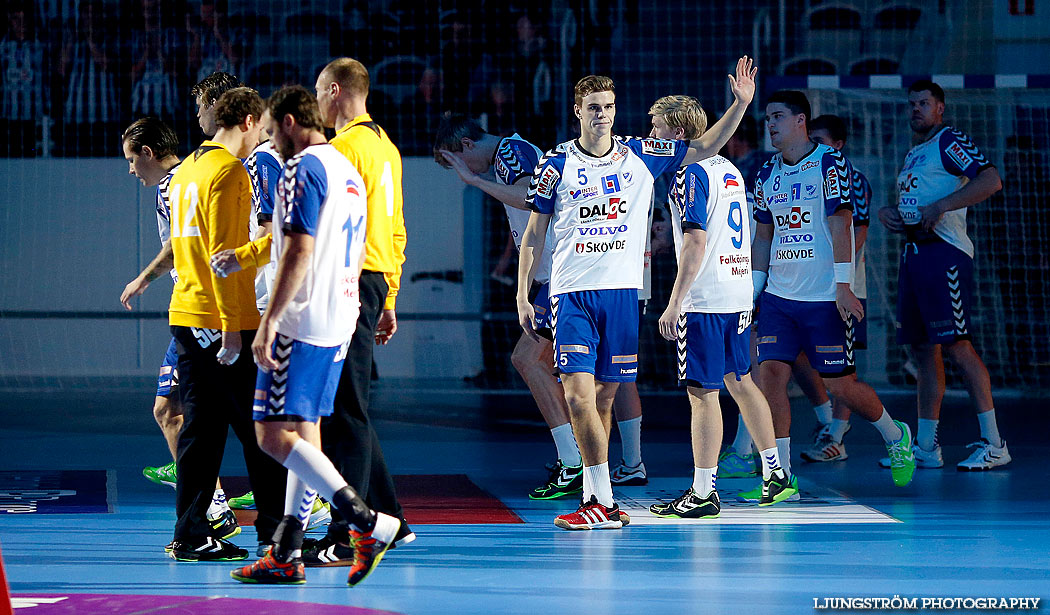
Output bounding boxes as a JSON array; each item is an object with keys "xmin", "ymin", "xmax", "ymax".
[
  {"xmin": 668, "ymin": 156, "xmax": 753, "ymax": 313},
  {"xmin": 753, "ymin": 143, "xmax": 854, "ymax": 302},
  {"xmin": 272, "ymin": 143, "xmax": 368, "ymax": 347}
]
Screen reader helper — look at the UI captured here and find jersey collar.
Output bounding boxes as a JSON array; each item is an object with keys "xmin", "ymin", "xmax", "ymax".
[{"xmin": 335, "ymin": 113, "xmax": 374, "ymax": 136}]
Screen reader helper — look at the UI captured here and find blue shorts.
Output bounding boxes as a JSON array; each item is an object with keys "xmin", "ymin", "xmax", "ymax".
[
  {"xmin": 253, "ymin": 334, "xmax": 347, "ymax": 422},
  {"xmin": 530, "ymin": 282, "xmax": 553, "ymax": 340},
  {"xmin": 551, "ymin": 288, "xmax": 639, "ymax": 382},
  {"xmin": 896, "ymin": 240, "xmax": 973, "ymax": 345},
  {"xmin": 677, "ymin": 311, "xmax": 753, "ymax": 389},
  {"xmin": 756, "ymin": 293, "xmax": 856, "ymax": 376},
  {"xmin": 156, "ymin": 337, "xmax": 179, "ymax": 397}
]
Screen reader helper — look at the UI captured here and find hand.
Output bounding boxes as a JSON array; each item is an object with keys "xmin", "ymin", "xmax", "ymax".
[
  {"xmin": 657, "ymin": 304, "xmax": 680, "ymax": 341},
  {"xmin": 728, "ymin": 56, "xmax": 758, "ymax": 106},
  {"xmin": 120, "ymin": 276, "xmax": 149, "ymax": 310},
  {"xmin": 517, "ymin": 296, "xmax": 540, "ymax": 342},
  {"xmin": 877, "ymin": 206, "xmax": 905, "ymax": 233},
  {"xmin": 210, "ymin": 249, "xmax": 242, "ymax": 278},
  {"xmin": 920, "ymin": 201, "xmax": 945, "ymax": 232},
  {"xmin": 835, "ymin": 285, "xmax": 864, "ymax": 322},
  {"xmin": 375, "ymin": 309, "xmax": 398, "ymax": 345},
  {"xmin": 216, "ymin": 330, "xmax": 242, "ymax": 366},
  {"xmin": 251, "ymin": 320, "xmax": 277, "ymax": 370},
  {"xmin": 438, "ymin": 150, "xmax": 480, "ymax": 186}
]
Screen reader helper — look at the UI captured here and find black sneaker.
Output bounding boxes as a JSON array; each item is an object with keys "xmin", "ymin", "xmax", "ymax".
[
  {"xmin": 389, "ymin": 518, "xmax": 415, "ymax": 550},
  {"xmin": 302, "ymin": 532, "xmax": 354, "ymax": 567},
  {"xmin": 759, "ymin": 469, "xmax": 799, "ymax": 506},
  {"xmin": 528, "ymin": 460, "xmax": 583, "ymax": 499},
  {"xmin": 168, "ymin": 536, "xmax": 248, "ymax": 562},
  {"xmin": 649, "ymin": 488, "xmax": 720, "ymax": 519},
  {"xmin": 209, "ymin": 509, "xmax": 241, "ymax": 540}
]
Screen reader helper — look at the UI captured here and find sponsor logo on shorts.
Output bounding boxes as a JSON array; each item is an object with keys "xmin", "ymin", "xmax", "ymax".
[
  {"xmin": 815, "ymin": 345, "xmax": 844, "ymax": 353},
  {"xmin": 569, "ymin": 185, "xmax": 600, "ymax": 199},
  {"xmin": 576, "ymin": 239, "xmax": 627, "ymax": 254},
  {"xmin": 611, "ymin": 354, "xmax": 637, "ymax": 364},
  {"xmin": 254, "ymin": 389, "xmax": 267, "ymax": 400},
  {"xmin": 576, "ymin": 224, "xmax": 628, "ymax": 237},
  {"xmin": 757, "ymin": 336, "xmax": 777, "ymax": 344},
  {"xmin": 536, "ymin": 165, "xmax": 560, "ymax": 199},
  {"xmin": 946, "ymin": 141, "xmax": 973, "ymax": 170},
  {"xmin": 824, "ymin": 359, "xmax": 846, "ymax": 365},
  {"xmin": 559, "ymin": 344, "xmax": 589, "ymax": 354},
  {"xmin": 640, "ymin": 138, "xmax": 676, "ymax": 156},
  {"xmin": 579, "ymin": 197, "xmax": 628, "ymax": 223},
  {"xmin": 801, "ymin": 160, "xmax": 819, "ymax": 172},
  {"xmin": 620, "ymin": 367, "xmax": 638, "ymax": 375}
]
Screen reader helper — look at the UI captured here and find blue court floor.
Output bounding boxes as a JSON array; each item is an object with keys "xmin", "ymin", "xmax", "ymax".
[{"xmin": 1, "ymin": 382, "xmax": 1048, "ymax": 614}]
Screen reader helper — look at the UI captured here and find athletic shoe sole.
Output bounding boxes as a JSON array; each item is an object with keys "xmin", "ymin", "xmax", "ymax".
[
  {"xmin": 528, "ymin": 487, "xmax": 583, "ymax": 500},
  {"xmin": 553, "ymin": 518, "xmax": 623, "ymax": 530}
]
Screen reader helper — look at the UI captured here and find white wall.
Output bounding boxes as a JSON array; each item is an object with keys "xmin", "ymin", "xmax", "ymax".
[{"xmin": 0, "ymin": 157, "xmax": 481, "ymax": 380}]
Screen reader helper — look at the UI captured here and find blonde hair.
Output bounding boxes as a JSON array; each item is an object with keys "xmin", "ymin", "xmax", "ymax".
[
  {"xmin": 574, "ymin": 75, "xmax": 615, "ymax": 107},
  {"xmin": 321, "ymin": 57, "xmax": 370, "ymax": 97},
  {"xmin": 649, "ymin": 95, "xmax": 707, "ymax": 140}
]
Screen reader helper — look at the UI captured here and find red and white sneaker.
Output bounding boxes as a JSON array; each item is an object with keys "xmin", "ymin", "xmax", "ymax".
[{"xmin": 553, "ymin": 495, "xmax": 624, "ymax": 530}]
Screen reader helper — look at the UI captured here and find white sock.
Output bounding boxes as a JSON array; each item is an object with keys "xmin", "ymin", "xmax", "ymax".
[
  {"xmin": 775, "ymin": 437, "xmax": 792, "ymax": 478},
  {"xmin": 917, "ymin": 418, "xmax": 939, "ymax": 450},
  {"xmin": 976, "ymin": 409, "xmax": 1002, "ymax": 447},
  {"xmin": 813, "ymin": 400, "xmax": 833, "ymax": 425},
  {"xmin": 871, "ymin": 408, "xmax": 904, "ymax": 444},
  {"xmin": 284, "ymin": 438, "xmax": 348, "ymax": 502},
  {"xmin": 284, "ymin": 472, "xmax": 316, "ymax": 530},
  {"xmin": 583, "ymin": 463, "xmax": 614, "ymax": 507},
  {"xmin": 692, "ymin": 466, "xmax": 717, "ymax": 497},
  {"xmin": 731, "ymin": 414, "xmax": 754, "ymax": 453},
  {"xmin": 830, "ymin": 418, "xmax": 850, "ymax": 442},
  {"xmin": 759, "ymin": 446, "xmax": 781, "ymax": 480},
  {"xmin": 617, "ymin": 416, "xmax": 643, "ymax": 467},
  {"xmin": 551, "ymin": 423, "xmax": 582, "ymax": 467},
  {"xmin": 206, "ymin": 490, "xmax": 227, "ymax": 520}
]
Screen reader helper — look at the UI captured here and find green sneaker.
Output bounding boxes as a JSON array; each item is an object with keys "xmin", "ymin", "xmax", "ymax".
[
  {"xmin": 886, "ymin": 420, "xmax": 916, "ymax": 487},
  {"xmin": 229, "ymin": 491, "xmax": 257, "ymax": 510},
  {"xmin": 739, "ymin": 474, "xmax": 799, "ymax": 502},
  {"xmin": 142, "ymin": 461, "xmax": 177, "ymax": 489},
  {"xmin": 759, "ymin": 469, "xmax": 798, "ymax": 506},
  {"xmin": 528, "ymin": 461, "xmax": 583, "ymax": 500},
  {"xmin": 718, "ymin": 447, "xmax": 759, "ymax": 478},
  {"xmin": 306, "ymin": 498, "xmax": 332, "ymax": 531}
]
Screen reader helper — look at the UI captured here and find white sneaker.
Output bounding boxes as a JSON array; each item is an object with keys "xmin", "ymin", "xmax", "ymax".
[
  {"xmin": 879, "ymin": 443, "xmax": 943, "ymax": 469},
  {"xmin": 610, "ymin": 461, "xmax": 647, "ymax": 486},
  {"xmin": 801, "ymin": 426, "xmax": 848, "ymax": 462},
  {"xmin": 957, "ymin": 439, "xmax": 1011, "ymax": 471}
]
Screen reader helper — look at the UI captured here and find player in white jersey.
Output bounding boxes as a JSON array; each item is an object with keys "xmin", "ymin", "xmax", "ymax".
[
  {"xmin": 752, "ymin": 90, "xmax": 915, "ymax": 490},
  {"xmin": 518, "ymin": 57, "xmax": 757, "ymax": 530},
  {"xmin": 231, "ymin": 86, "xmax": 399, "ymax": 587},
  {"xmin": 119, "ymin": 116, "xmax": 239, "ymax": 539},
  {"xmin": 433, "ymin": 115, "xmax": 588, "ymax": 499},
  {"xmin": 788, "ymin": 114, "xmax": 873, "ymax": 463},
  {"xmin": 876, "ymin": 80, "xmax": 1007, "ymax": 470},
  {"xmin": 645, "ymin": 95, "xmax": 794, "ymax": 517},
  {"xmin": 243, "ymin": 128, "xmax": 282, "ymax": 313}
]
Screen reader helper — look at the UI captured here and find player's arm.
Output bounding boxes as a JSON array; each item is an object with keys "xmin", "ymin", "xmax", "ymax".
[
  {"xmin": 378, "ymin": 169, "xmax": 407, "ymax": 343},
  {"xmin": 829, "ymin": 210, "xmax": 862, "ymax": 322},
  {"xmin": 920, "ymin": 166, "xmax": 1002, "ymax": 232},
  {"xmin": 437, "ymin": 150, "xmax": 531, "ymax": 210},
  {"xmin": 120, "ymin": 240, "xmax": 174, "ymax": 309},
  {"xmin": 659, "ymin": 228, "xmax": 706, "ymax": 341},
  {"xmin": 751, "ymin": 172, "xmax": 773, "ymax": 299},
  {"xmin": 516, "ymin": 211, "xmax": 552, "ymax": 341},
  {"xmin": 252, "ymin": 231, "xmax": 313, "ymax": 370},
  {"xmin": 680, "ymin": 56, "xmax": 757, "ymax": 166},
  {"xmin": 855, "ymin": 223, "xmax": 868, "ymax": 258},
  {"xmin": 206, "ymin": 165, "xmax": 252, "ymax": 362}
]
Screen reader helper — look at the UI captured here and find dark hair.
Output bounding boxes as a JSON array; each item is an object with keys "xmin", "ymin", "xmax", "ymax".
[
  {"xmin": 121, "ymin": 116, "xmax": 178, "ymax": 158},
  {"xmin": 574, "ymin": 75, "xmax": 615, "ymax": 107},
  {"xmin": 766, "ymin": 90, "xmax": 812, "ymax": 127},
  {"xmin": 267, "ymin": 85, "xmax": 324, "ymax": 131},
  {"xmin": 433, "ymin": 113, "xmax": 486, "ymax": 157},
  {"xmin": 213, "ymin": 86, "xmax": 263, "ymax": 129},
  {"xmin": 809, "ymin": 114, "xmax": 848, "ymax": 144},
  {"xmin": 907, "ymin": 79, "xmax": 945, "ymax": 104},
  {"xmin": 191, "ymin": 71, "xmax": 242, "ymax": 106},
  {"xmin": 321, "ymin": 57, "xmax": 370, "ymax": 97}
]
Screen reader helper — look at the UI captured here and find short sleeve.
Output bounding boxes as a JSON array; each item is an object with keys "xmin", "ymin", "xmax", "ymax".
[
  {"xmin": 821, "ymin": 149, "xmax": 852, "ymax": 217},
  {"xmin": 753, "ymin": 163, "xmax": 773, "ymax": 225},
  {"xmin": 939, "ymin": 128, "xmax": 992, "ymax": 179},
  {"xmin": 670, "ymin": 166, "xmax": 710, "ymax": 231},
  {"xmin": 256, "ymin": 151, "xmax": 282, "ymax": 219},
  {"xmin": 625, "ymin": 138, "xmax": 689, "ymax": 178},
  {"xmin": 494, "ymin": 138, "xmax": 541, "ymax": 185},
  {"xmin": 852, "ymin": 169, "xmax": 872, "ymax": 226},
  {"xmin": 525, "ymin": 150, "xmax": 565, "ymax": 215},
  {"xmin": 281, "ymin": 154, "xmax": 327, "ymax": 236}
]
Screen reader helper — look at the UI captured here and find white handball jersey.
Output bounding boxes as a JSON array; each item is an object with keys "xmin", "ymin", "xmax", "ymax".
[
  {"xmin": 668, "ymin": 156, "xmax": 753, "ymax": 313},
  {"xmin": 493, "ymin": 133, "xmax": 551, "ymax": 284},
  {"xmin": 896, "ymin": 126, "xmax": 993, "ymax": 258},
  {"xmin": 245, "ymin": 140, "xmax": 282, "ymax": 311},
  {"xmin": 753, "ymin": 143, "xmax": 854, "ymax": 302},
  {"xmin": 527, "ymin": 136, "xmax": 688, "ymax": 295},
  {"xmin": 156, "ymin": 162, "xmax": 181, "ymax": 281},
  {"xmin": 272, "ymin": 143, "xmax": 368, "ymax": 347}
]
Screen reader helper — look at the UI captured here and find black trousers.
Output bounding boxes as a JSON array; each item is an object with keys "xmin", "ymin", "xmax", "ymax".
[
  {"xmin": 322, "ymin": 271, "xmax": 404, "ymax": 525},
  {"xmin": 171, "ymin": 326, "xmax": 286, "ymax": 542}
]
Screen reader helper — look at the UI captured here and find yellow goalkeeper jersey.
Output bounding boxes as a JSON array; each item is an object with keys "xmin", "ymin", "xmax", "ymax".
[
  {"xmin": 168, "ymin": 140, "xmax": 260, "ymax": 332},
  {"xmin": 330, "ymin": 114, "xmax": 407, "ymax": 310}
]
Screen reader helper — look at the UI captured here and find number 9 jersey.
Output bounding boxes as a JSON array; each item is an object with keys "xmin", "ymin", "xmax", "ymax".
[{"xmin": 272, "ymin": 143, "xmax": 368, "ymax": 347}]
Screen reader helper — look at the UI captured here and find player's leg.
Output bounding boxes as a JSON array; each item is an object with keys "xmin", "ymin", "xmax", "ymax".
[
  {"xmin": 791, "ymin": 352, "xmax": 833, "ymax": 427},
  {"xmin": 946, "ymin": 339, "xmax": 1010, "ymax": 469},
  {"xmin": 651, "ymin": 385, "xmax": 722, "ymax": 519},
  {"xmin": 611, "ymin": 382, "xmax": 646, "ymax": 485},
  {"xmin": 719, "ymin": 318, "xmax": 762, "ymax": 478},
  {"xmin": 143, "ymin": 339, "xmax": 183, "ymax": 487},
  {"xmin": 754, "ymin": 294, "xmax": 805, "ymax": 480}
]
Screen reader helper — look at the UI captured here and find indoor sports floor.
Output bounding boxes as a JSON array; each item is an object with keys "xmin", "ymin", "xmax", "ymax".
[{"xmin": 1, "ymin": 382, "xmax": 1047, "ymax": 614}]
